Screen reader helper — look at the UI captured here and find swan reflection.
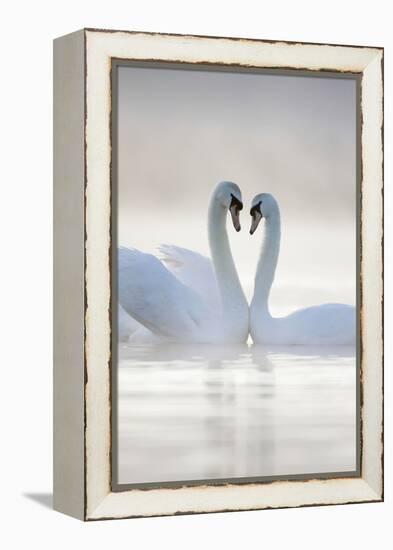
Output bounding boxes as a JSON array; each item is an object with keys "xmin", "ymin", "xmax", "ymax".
[{"xmin": 117, "ymin": 343, "xmax": 356, "ymax": 485}]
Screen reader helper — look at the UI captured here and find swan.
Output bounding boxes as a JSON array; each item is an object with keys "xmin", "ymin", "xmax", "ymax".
[
  {"xmin": 118, "ymin": 181, "xmax": 249, "ymax": 344},
  {"xmin": 249, "ymin": 193, "xmax": 356, "ymax": 346}
]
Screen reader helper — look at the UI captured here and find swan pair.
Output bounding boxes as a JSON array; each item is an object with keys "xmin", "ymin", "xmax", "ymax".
[{"xmin": 118, "ymin": 181, "xmax": 355, "ymax": 345}]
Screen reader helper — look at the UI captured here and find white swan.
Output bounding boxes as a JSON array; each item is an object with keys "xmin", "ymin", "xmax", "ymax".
[
  {"xmin": 118, "ymin": 181, "xmax": 249, "ymax": 344},
  {"xmin": 249, "ymin": 193, "xmax": 356, "ymax": 346}
]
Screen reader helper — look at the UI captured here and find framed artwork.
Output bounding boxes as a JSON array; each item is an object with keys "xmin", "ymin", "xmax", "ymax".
[{"xmin": 53, "ymin": 28, "xmax": 383, "ymax": 520}]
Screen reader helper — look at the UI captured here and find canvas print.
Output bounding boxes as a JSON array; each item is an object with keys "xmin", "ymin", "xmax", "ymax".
[{"xmin": 114, "ymin": 64, "xmax": 358, "ymax": 486}]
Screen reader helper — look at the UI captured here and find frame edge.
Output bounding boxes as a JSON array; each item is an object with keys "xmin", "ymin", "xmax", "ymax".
[{"xmin": 53, "ymin": 29, "xmax": 86, "ymax": 521}]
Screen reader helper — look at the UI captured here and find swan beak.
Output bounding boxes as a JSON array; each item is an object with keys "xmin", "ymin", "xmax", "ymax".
[
  {"xmin": 250, "ymin": 210, "xmax": 263, "ymax": 235},
  {"xmin": 230, "ymin": 204, "xmax": 242, "ymax": 232}
]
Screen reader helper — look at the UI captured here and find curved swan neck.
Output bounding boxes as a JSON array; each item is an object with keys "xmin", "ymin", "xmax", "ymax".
[
  {"xmin": 252, "ymin": 207, "xmax": 281, "ymax": 316},
  {"xmin": 208, "ymin": 198, "xmax": 247, "ymax": 315}
]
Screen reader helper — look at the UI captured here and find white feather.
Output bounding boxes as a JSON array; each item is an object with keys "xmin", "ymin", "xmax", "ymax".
[{"xmin": 159, "ymin": 244, "xmax": 220, "ymax": 311}]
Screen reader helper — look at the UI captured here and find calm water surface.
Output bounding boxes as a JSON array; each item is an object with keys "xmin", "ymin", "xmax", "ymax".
[{"xmin": 117, "ymin": 343, "xmax": 356, "ymax": 484}]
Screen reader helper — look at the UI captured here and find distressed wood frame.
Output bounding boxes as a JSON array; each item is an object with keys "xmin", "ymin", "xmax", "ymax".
[{"xmin": 53, "ymin": 28, "xmax": 383, "ymax": 521}]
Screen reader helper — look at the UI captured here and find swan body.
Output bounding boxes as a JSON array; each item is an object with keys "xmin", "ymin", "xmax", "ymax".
[
  {"xmin": 251, "ymin": 302, "xmax": 355, "ymax": 346},
  {"xmin": 118, "ymin": 182, "xmax": 249, "ymax": 344},
  {"xmin": 249, "ymin": 193, "xmax": 355, "ymax": 346}
]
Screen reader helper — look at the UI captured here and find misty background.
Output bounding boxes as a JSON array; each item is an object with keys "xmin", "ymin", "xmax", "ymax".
[{"xmin": 117, "ymin": 65, "xmax": 357, "ymax": 315}]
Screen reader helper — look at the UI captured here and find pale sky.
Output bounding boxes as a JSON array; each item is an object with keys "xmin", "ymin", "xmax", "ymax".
[{"xmin": 116, "ymin": 65, "xmax": 357, "ymax": 313}]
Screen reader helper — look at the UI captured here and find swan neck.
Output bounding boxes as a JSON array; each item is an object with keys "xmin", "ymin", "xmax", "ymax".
[
  {"xmin": 208, "ymin": 200, "xmax": 246, "ymax": 315},
  {"xmin": 252, "ymin": 210, "xmax": 281, "ymax": 315}
]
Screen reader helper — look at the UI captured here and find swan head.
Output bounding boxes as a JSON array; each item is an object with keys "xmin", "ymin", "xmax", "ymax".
[
  {"xmin": 249, "ymin": 193, "xmax": 278, "ymax": 235},
  {"xmin": 213, "ymin": 181, "xmax": 243, "ymax": 232}
]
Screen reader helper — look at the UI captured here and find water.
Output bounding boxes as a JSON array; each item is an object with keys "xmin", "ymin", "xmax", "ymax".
[{"xmin": 117, "ymin": 343, "xmax": 357, "ymax": 485}]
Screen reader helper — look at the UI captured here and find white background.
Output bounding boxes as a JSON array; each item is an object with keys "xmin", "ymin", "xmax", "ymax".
[{"xmin": 1, "ymin": 1, "xmax": 391, "ymax": 548}]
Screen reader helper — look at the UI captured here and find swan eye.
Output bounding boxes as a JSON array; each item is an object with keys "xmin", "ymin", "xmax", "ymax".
[
  {"xmin": 250, "ymin": 201, "xmax": 262, "ymax": 216},
  {"xmin": 230, "ymin": 193, "xmax": 243, "ymax": 211}
]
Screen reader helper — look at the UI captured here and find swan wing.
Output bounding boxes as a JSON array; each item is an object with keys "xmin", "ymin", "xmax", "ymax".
[
  {"xmin": 118, "ymin": 247, "xmax": 214, "ymax": 341},
  {"xmin": 118, "ymin": 303, "xmax": 159, "ymax": 343},
  {"xmin": 118, "ymin": 303, "xmax": 141, "ymax": 341},
  {"xmin": 158, "ymin": 244, "xmax": 220, "ymax": 311}
]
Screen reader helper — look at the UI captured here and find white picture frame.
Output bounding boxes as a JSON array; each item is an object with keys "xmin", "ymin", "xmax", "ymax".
[{"xmin": 53, "ymin": 28, "xmax": 383, "ymax": 521}]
